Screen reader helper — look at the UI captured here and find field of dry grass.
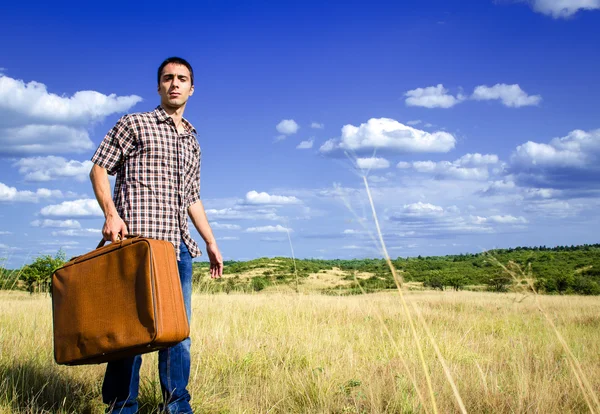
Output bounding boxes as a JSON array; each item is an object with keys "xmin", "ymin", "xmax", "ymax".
[{"xmin": 1, "ymin": 289, "xmax": 599, "ymax": 413}]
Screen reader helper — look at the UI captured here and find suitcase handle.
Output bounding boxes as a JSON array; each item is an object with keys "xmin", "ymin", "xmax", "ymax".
[
  {"xmin": 66, "ymin": 235, "xmax": 142, "ymax": 263},
  {"xmin": 96, "ymin": 234, "xmax": 141, "ymax": 249}
]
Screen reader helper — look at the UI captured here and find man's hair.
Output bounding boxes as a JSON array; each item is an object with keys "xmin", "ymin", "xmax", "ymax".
[{"xmin": 157, "ymin": 57, "xmax": 194, "ymax": 86}]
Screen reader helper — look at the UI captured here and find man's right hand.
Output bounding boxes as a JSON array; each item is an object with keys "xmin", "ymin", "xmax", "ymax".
[{"xmin": 103, "ymin": 213, "xmax": 129, "ymax": 243}]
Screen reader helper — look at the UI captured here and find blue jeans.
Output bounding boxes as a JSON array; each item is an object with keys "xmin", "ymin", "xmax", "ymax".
[{"xmin": 102, "ymin": 241, "xmax": 193, "ymax": 414}]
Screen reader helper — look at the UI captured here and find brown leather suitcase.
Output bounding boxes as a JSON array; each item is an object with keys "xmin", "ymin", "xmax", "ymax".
[{"xmin": 51, "ymin": 236, "xmax": 190, "ymax": 365}]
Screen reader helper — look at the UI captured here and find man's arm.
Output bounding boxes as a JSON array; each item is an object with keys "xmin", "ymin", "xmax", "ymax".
[
  {"xmin": 89, "ymin": 164, "xmax": 128, "ymax": 243},
  {"xmin": 188, "ymin": 201, "xmax": 223, "ymax": 278}
]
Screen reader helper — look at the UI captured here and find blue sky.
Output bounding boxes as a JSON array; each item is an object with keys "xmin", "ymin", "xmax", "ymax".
[{"xmin": 1, "ymin": 0, "xmax": 599, "ymax": 268}]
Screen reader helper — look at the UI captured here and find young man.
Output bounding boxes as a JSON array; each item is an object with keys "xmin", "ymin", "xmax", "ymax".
[{"xmin": 89, "ymin": 56, "xmax": 223, "ymax": 413}]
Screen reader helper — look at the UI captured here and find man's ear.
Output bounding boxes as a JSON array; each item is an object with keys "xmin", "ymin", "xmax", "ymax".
[{"xmin": 189, "ymin": 85, "xmax": 194, "ymax": 96}]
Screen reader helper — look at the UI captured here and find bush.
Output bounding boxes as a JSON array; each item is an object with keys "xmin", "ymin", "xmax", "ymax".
[
  {"xmin": 424, "ymin": 273, "xmax": 445, "ymax": 291},
  {"xmin": 487, "ymin": 276, "xmax": 512, "ymax": 292},
  {"xmin": 251, "ymin": 277, "xmax": 268, "ymax": 292},
  {"xmin": 446, "ymin": 275, "xmax": 467, "ymax": 291},
  {"xmin": 572, "ymin": 276, "xmax": 600, "ymax": 295},
  {"xmin": 20, "ymin": 250, "xmax": 66, "ymax": 294}
]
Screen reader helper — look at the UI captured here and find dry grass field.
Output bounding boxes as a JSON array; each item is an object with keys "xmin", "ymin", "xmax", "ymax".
[{"xmin": 1, "ymin": 289, "xmax": 599, "ymax": 413}]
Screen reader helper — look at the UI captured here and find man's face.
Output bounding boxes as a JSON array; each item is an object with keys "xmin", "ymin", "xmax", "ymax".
[{"xmin": 158, "ymin": 63, "xmax": 194, "ymax": 110}]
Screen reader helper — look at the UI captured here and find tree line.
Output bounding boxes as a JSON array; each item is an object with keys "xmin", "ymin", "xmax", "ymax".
[{"xmin": 2, "ymin": 244, "xmax": 599, "ymax": 295}]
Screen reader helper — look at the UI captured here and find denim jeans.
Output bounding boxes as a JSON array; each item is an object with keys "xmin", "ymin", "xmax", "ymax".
[{"xmin": 102, "ymin": 241, "xmax": 193, "ymax": 414}]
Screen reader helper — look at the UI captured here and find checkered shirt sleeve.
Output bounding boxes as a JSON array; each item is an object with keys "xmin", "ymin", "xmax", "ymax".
[
  {"xmin": 91, "ymin": 115, "xmax": 136, "ymax": 175},
  {"xmin": 186, "ymin": 154, "xmax": 201, "ymax": 209}
]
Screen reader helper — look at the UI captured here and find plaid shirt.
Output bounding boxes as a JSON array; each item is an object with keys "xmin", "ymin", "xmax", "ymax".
[{"xmin": 91, "ymin": 106, "xmax": 202, "ymax": 260}]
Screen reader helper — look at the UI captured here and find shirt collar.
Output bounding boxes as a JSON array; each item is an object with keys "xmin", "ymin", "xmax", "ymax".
[{"xmin": 153, "ymin": 105, "xmax": 197, "ymax": 135}]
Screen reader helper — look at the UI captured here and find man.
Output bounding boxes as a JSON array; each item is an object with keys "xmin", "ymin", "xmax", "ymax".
[{"xmin": 89, "ymin": 56, "xmax": 223, "ymax": 413}]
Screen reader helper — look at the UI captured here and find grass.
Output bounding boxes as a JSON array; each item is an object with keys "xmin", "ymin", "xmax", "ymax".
[{"xmin": 1, "ymin": 290, "xmax": 599, "ymax": 413}]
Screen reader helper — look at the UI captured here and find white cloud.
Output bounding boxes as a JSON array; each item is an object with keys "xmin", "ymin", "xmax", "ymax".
[
  {"xmin": 39, "ymin": 240, "xmax": 80, "ymax": 246},
  {"xmin": 245, "ymin": 225, "xmax": 292, "ymax": 233},
  {"xmin": 343, "ymin": 229, "xmax": 366, "ymax": 235},
  {"xmin": 398, "ymin": 153, "xmax": 499, "ymax": 180},
  {"xmin": 0, "ymin": 125, "xmax": 94, "ymax": 155},
  {"xmin": 368, "ymin": 175, "xmax": 389, "ymax": 183},
  {"xmin": 297, "ymin": 139, "xmax": 314, "ymax": 149},
  {"xmin": 404, "ymin": 84, "xmax": 466, "ymax": 108},
  {"xmin": 471, "ymin": 215, "xmax": 488, "ymax": 225},
  {"xmin": 0, "ymin": 75, "xmax": 142, "ymax": 127},
  {"xmin": 511, "ymin": 129, "xmax": 598, "ymax": 168},
  {"xmin": 0, "ymin": 231, "xmax": 12, "ymax": 235},
  {"xmin": 260, "ymin": 236, "xmax": 286, "ymax": 242},
  {"xmin": 317, "ymin": 185, "xmax": 361, "ymax": 199},
  {"xmin": 311, "ymin": 122, "xmax": 324, "ymax": 129},
  {"xmin": 356, "ymin": 157, "xmax": 390, "ymax": 170},
  {"xmin": 0, "ymin": 75, "xmax": 141, "ymax": 155},
  {"xmin": 526, "ymin": 0, "xmax": 600, "ymax": 18},
  {"xmin": 406, "ymin": 120, "xmax": 422, "ymax": 126},
  {"xmin": 389, "ymin": 201, "xmax": 495, "ymax": 236},
  {"xmin": 30, "ymin": 219, "xmax": 81, "ymax": 229},
  {"xmin": 14, "ymin": 156, "xmax": 93, "ymax": 182},
  {"xmin": 51, "ymin": 228, "xmax": 101, "ymax": 237},
  {"xmin": 480, "ymin": 179, "xmax": 517, "ymax": 195},
  {"xmin": 403, "ymin": 202, "xmax": 445, "ymax": 216},
  {"xmin": 276, "ymin": 119, "xmax": 299, "ymax": 135},
  {"xmin": 510, "ymin": 129, "xmax": 600, "ymax": 189},
  {"xmin": 0, "ymin": 182, "xmax": 63, "ymax": 202},
  {"xmin": 245, "ymin": 190, "xmax": 301, "ymax": 205},
  {"xmin": 488, "ymin": 215, "xmax": 528, "ymax": 224},
  {"xmin": 472, "ymin": 215, "xmax": 528, "ymax": 224},
  {"xmin": 319, "ymin": 118, "xmax": 456, "ymax": 154},
  {"xmin": 522, "ymin": 199, "xmax": 585, "ymax": 218},
  {"xmin": 456, "ymin": 153, "xmax": 500, "ymax": 166},
  {"xmin": 342, "ymin": 245, "xmax": 362, "ymax": 250},
  {"xmin": 206, "ymin": 207, "xmax": 281, "ymax": 221},
  {"xmin": 209, "ymin": 222, "xmax": 241, "ymax": 230},
  {"xmin": 40, "ymin": 198, "xmax": 103, "ymax": 217},
  {"xmin": 524, "ymin": 188, "xmax": 558, "ymax": 199},
  {"xmin": 403, "ymin": 82, "xmax": 541, "ymax": 110},
  {"xmin": 319, "ymin": 139, "xmax": 337, "ymax": 153},
  {"xmin": 472, "ymin": 84, "xmax": 541, "ymax": 107},
  {"xmin": 513, "ymin": 141, "xmax": 582, "ymax": 167},
  {"xmin": 0, "ymin": 243, "xmax": 22, "ymax": 251},
  {"xmin": 218, "ymin": 236, "xmax": 240, "ymax": 241}
]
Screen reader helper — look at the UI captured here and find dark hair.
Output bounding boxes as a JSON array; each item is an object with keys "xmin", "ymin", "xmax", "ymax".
[{"xmin": 157, "ymin": 57, "xmax": 194, "ymax": 86}]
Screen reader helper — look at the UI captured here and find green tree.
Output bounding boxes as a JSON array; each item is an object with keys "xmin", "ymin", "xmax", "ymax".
[
  {"xmin": 571, "ymin": 276, "xmax": 600, "ymax": 295},
  {"xmin": 21, "ymin": 250, "xmax": 66, "ymax": 294},
  {"xmin": 487, "ymin": 275, "xmax": 512, "ymax": 292},
  {"xmin": 553, "ymin": 273, "xmax": 575, "ymax": 294},
  {"xmin": 425, "ymin": 272, "xmax": 445, "ymax": 291},
  {"xmin": 251, "ymin": 276, "xmax": 268, "ymax": 292},
  {"xmin": 446, "ymin": 274, "xmax": 467, "ymax": 291}
]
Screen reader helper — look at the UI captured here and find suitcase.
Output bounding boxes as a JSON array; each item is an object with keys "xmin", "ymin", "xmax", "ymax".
[{"xmin": 51, "ymin": 235, "xmax": 190, "ymax": 365}]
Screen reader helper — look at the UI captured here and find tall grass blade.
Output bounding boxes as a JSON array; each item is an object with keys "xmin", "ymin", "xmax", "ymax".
[{"xmin": 487, "ymin": 254, "xmax": 600, "ymax": 414}]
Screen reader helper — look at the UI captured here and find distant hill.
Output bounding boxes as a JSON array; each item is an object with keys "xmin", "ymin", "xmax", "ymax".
[{"xmin": 192, "ymin": 244, "xmax": 600, "ymax": 295}]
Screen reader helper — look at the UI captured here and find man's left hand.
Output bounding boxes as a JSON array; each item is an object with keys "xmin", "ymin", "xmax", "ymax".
[{"xmin": 206, "ymin": 241, "xmax": 223, "ymax": 278}]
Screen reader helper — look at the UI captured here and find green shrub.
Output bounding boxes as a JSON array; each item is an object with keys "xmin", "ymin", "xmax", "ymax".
[
  {"xmin": 20, "ymin": 250, "xmax": 66, "ymax": 294},
  {"xmin": 572, "ymin": 276, "xmax": 600, "ymax": 295},
  {"xmin": 251, "ymin": 277, "xmax": 268, "ymax": 292}
]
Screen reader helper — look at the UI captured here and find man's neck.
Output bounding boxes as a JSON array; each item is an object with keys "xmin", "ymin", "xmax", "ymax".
[{"xmin": 160, "ymin": 103, "xmax": 186, "ymax": 129}]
